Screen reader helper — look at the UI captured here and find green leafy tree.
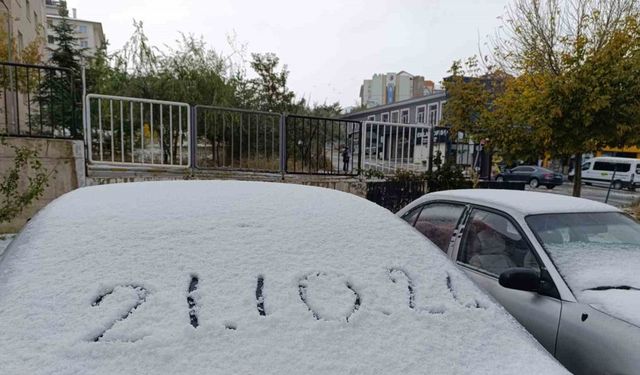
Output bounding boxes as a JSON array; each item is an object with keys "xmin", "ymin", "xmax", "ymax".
[
  {"xmin": 35, "ymin": 0, "xmax": 84, "ymax": 137},
  {"xmin": 249, "ymin": 53, "xmax": 297, "ymax": 113},
  {"xmin": 444, "ymin": 0, "xmax": 640, "ymax": 196}
]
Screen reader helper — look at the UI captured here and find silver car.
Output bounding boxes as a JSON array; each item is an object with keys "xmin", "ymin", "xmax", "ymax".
[{"xmin": 398, "ymin": 189, "xmax": 640, "ymax": 375}]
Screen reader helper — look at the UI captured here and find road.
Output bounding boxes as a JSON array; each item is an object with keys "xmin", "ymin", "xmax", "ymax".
[{"xmin": 526, "ymin": 182, "xmax": 639, "ymax": 208}]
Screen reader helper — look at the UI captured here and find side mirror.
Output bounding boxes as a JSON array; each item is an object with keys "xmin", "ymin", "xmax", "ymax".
[
  {"xmin": 506, "ymin": 168, "xmax": 512, "ymax": 173},
  {"xmin": 499, "ymin": 268, "xmax": 540, "ymax": 292}
]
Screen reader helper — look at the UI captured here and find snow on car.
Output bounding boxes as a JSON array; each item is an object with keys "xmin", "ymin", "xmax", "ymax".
[
  {"xmin": 398, "ymin": 189, "xmax": 640, "ymax": 375},
  {"xmin": 0, "ymin": 181, "xmax": 568, "ymax": 375}
]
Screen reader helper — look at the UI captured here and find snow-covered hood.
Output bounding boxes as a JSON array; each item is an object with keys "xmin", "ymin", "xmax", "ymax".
[
  {"xmin": 546, "ymin": 242, "xmax": 640, "ymax": 327},
  {"xmin": 581, "ymin": 289, "xmax": 640, "ymax": 327},
  {"xmin": 0, "ymin": 181, "xmax": 568, "ymax": 375}
]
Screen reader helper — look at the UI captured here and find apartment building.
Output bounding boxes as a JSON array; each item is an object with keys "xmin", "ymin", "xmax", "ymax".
[
  {"xmin": 1, "ymin": 0, "xmax": 46, "ymax": 61},
  {"xmin": 45, "ymin": 0, "xmax": 104, "ymax": 58},
  {"xmin": 359, "ymin": 71, "xmax": 435, "ymax": 108}
]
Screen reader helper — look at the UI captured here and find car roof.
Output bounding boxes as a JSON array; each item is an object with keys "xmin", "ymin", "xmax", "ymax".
[
  {"xmin": 589, "ymin": 156, "xmax": 639, "ymax": 163},
  {"xmin": 408, "ymin": 189, "xmax": 618, "ymax": 215},
  {"xmin": 0, "ymin": 181, "xmax": 567, "ymax": 374}
]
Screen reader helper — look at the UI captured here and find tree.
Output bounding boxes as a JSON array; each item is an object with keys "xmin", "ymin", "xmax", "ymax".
[
  {"xmin": 444, "ymin": 0, "xmax": 640, "ymax": 196},
  {"xmin": 36, "ymin": 0, "xmax": 85, "ymax": 137},
  {"xmin": 249, "ymin": 53, "xmax": 297, "ymax": 113}
]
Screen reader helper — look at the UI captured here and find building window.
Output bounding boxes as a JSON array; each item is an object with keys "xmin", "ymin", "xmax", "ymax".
[
  {"xmin": 26, "ymin": 0, "xmax": 31, "ymax": 21},
  {"xmin": 381, "ymin": 113, "xmax": 389, "ymax": 122},
  {"xmin": 34, "ymin": 12, "xmax": 38, "ymax": 27},
  {"xmin": 80, "ymin": 40, "xmax": 89, "ymax": 48},
  {"xmin": 367, "ymin": 115, "xmax": 376, "ymax": 122},
  {"xmin": 400, "ymin": 109, "xmax": 410, "ymax": 124},
  {"xmin": 47, "ymin": 35, "xmax": 55, "ymax": 44},
  {"xmin": 390, "ymin": 110, "xmax": 399, "ymax": 123},
  {"xmin": 416, "ymin": 105, "xmax": 426, "ymax": 123},
  {"xmin": 427, "ymin": 103, "xmax": 439, "ymax": 126},
  {"xmin": 439, "ymin": 100, "xmax": 447, "ymax": 121},
  {"xmin": 79, "ymin": 25, "xmax": 87, "ymax": 33}
]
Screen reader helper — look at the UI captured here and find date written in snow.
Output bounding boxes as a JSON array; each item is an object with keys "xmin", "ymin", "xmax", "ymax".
[{"xmin": 89, "ymin": 270, "xmax": 484, "ymax": 342}]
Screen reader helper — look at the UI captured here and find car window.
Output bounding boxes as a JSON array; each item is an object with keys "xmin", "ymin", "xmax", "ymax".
[
  {"xmin": 593, "ymin": 161, "xmax": 614, "ymax": 171},
  {"xmin": 513, "ymin": 166, "xmax": 534, "ymax": 173},
  {"xmin": 401, "ymin": 206, "xmax": 421, "ymax": 226},
  {"xmin": 616, "ymin": 163, "xmax": 631, "ymax": 172},
  {"xmin": 581, "ymin": 162, "xmax": 591, "ymax": 171},
  {"xmin": 413, "ymin": 203, "xmax": 466, "ymax": 252},
  {"xmin": 458, "ymin": 209, "xmax": 540, "ymax": 276}
]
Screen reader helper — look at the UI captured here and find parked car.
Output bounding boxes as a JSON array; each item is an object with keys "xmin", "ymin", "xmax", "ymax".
[
  {"xmin": 398, "ymin": 189, "xmax": 640, "ymax": 375},
  {"xmin": 0, "ymin": 182, "xmax": 568, "ymax": 375},
  {"xmin": 569, "ymin": 156, "xmax": 639, "ymax": 190},
  {"xmin": 496, "ymin": 166, "xmax": 564, "ymax": 189}
]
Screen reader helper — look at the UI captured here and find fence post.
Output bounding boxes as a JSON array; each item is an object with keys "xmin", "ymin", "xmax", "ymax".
[
  {"xmin": 359, "ymin": 121, "xmax": 365, "ymax": 177},
  {"xmin": 279, "ymin": 113, "xmax": 286, "ymax": 179},
  {"xmin": 427, "ymin": 125, "xmax": 434, "ymax": 173},
  {"xmin": 190, "ymin": 105, "xmax": 197, "ymax": 172}
]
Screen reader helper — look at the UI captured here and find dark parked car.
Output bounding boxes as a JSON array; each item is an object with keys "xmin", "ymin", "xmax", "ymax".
[{"xmin": 496, "ymin": 166, "xmax": 563, "ymax": 189}]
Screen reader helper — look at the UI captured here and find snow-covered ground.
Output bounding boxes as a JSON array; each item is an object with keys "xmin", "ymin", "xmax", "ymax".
[{"xmin": 0, "ymin": 181, "xmax": 568, "ymax": 374}]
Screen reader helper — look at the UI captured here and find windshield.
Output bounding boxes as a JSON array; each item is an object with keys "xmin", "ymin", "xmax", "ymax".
[{"xmin": 526, "ymin": 212, "xmax": 640, "ymax": 294}]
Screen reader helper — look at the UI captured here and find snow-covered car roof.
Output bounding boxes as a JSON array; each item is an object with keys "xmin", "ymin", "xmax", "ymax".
[
  {"xmin": 0, "ymin": 181, "xmax": 567, "ymax": 374},
  {"xmin": 406, "ymin": 189, "xmax": 617, "ymax": 215}
]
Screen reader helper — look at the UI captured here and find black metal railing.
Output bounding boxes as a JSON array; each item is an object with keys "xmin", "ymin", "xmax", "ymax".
[
  {"xmin": 194, "ymin": 106, "xmax": 282, "ymax": 172},
  {"xmin": 0, "ymin": 62, "xmax": 80, "ymax": 138},
  {"xmin": 285, "ymin": 115, "xmax": 361, "ymax": 175}
]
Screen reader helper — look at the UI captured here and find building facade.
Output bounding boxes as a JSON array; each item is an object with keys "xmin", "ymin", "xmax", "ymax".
[
  {"xmin": 344, "ymin": 91, "xmax": 477, "ymax": 168},
  {"xmin": 45, "ymin": 0, "xmax": 104, "ymax": 59},
  {"xmin": 359, "ymin": 71, "xmax": 435, "ymax": 108},
  {"xmin": 1, "ymin": 0, "xmax": 46, "ymax": 61}
]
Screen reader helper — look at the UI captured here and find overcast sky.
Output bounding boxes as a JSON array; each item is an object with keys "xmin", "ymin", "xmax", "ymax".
[{"xmin": 67, "ymin": 0, "xmax": 509, "ymax": 107}]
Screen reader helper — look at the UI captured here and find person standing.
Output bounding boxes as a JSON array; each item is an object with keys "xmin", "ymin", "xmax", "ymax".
[{"xmin": 342, "ymin": 147, "xmax": 350, "ymax": 172}]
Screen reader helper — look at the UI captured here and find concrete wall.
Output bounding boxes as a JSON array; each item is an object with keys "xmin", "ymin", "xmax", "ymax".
[
  {"xmin": 0, "ymin": 137, "xmax": 85, "ymax": 233},
  {"xmin": 0, "ymin": 137, "xmax": 367, "ymax": 233},
  {"xmin": 87, "ymin": 166, "xmax": 367, "ymax": 198}
]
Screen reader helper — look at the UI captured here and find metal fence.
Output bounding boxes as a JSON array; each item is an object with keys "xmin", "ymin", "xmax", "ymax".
[
  {"xmin": 0, "ymin": 62, "xmax": 79, "ymax": 138},
  {"xmin": 86, "ymin": 94, "xmax": 190, "ymax": 167},
  {"xmin": 361, "ymin": 121, "xmax": 432, "ymax": 174},
  {"xmin": 194, "ymin": 106, "xmax": 282, "ymax": 172},
  {"xmin": 285, "ymin": 115, "xmax": 361, "ymax": 175}
]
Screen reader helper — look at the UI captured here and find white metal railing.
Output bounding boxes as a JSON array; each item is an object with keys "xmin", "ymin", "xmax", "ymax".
[
  {"xmin": 86, "ymin": 94, "xmax": 191, "ymax": 168},
  {"xmin": 361, "ymin": 121, "xmax": 432, "ymax": 174}
]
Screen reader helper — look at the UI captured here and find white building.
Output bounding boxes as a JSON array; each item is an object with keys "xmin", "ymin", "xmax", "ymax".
[
  {"xmin": 45, "ymin": 0, "xmax": 104, "ymax": 59},
  {"xmin": 359, "ymin": 71, "xmax": 435, "ymax": 109},
  {"xmin": 1, "ymin": 0, "xmax": 47, "ymax": 61}
]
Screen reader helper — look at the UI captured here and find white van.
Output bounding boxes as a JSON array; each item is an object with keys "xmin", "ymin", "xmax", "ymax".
[{"xmin": 572, "ymin": 156, "xmax": 640, "ymax": 190}]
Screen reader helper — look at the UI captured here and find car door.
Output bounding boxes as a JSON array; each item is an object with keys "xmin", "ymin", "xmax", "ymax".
[
  {"xmin": 592, "ymin": 161, "xmax": 615, "ymax": 186},
  {"xmin": 613, "ymin": 162, "xmax": 632, "ymax": 185},
  {"xmin": 511, "ymin": 166, "xmax": 534, "ymax": 183},
  {"xmin": 402, "ymin": 202, "xmax": 467, "ymax": 253},
  {"xmin": 452, "ymin": 207, "xmax": 562, "ymax": 354}
]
